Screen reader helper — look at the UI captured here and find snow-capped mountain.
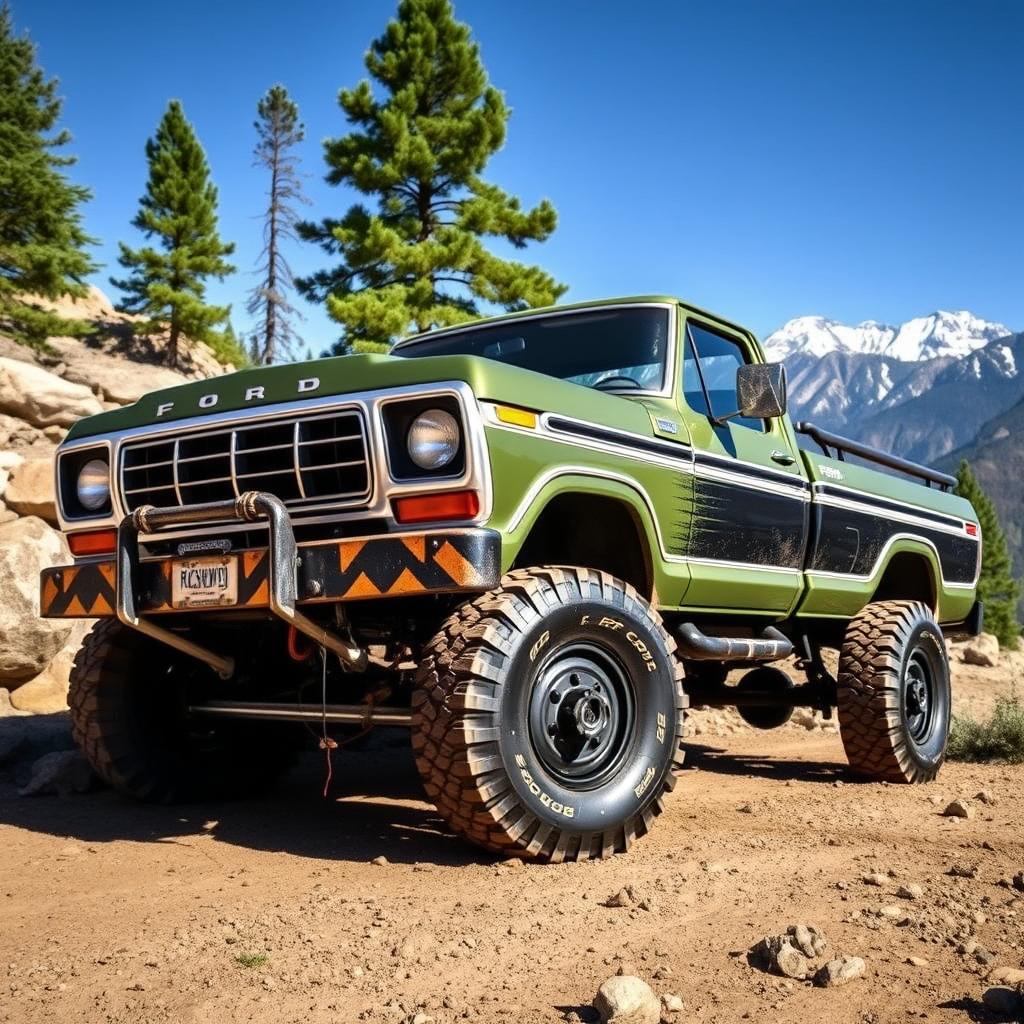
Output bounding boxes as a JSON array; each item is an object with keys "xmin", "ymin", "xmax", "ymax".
[{"xmin": 765, "ymin": 310, "xmax": 1012, "ymax": 363}]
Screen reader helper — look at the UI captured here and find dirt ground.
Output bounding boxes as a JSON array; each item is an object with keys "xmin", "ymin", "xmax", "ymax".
[{"xmin": 1, "ymin": 651, "xmax": 1022, "ymax": 1024}]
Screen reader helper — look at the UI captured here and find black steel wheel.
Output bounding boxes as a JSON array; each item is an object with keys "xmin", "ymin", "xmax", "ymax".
[
  {"xmin": 412, "ymin": 567, "xmax": 687, "ymax": 861},
  {"xmin": 528, "ymin": 642, "xmax": 636, "ymax": 787},
  {"xmin": 838, "ymin": 600, "xmax": 951, "ymax": 783}
]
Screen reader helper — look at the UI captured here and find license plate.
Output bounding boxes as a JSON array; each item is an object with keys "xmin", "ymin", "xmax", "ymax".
[{"xmin": 171, "ymin": 556, "xmax": 238, "ymax": 609}]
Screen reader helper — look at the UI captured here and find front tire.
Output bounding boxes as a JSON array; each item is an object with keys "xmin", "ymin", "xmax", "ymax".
[
  {"xmin": 412, "ymin": 567, "xmax": 686, "ymax": 861},
  {"xmin": 69, "ymin": 619, "xmax": 295, "ymax": 802},
  {"xmin": 837, "ymin": 600, "xmax": 951, "ymax": 783}
]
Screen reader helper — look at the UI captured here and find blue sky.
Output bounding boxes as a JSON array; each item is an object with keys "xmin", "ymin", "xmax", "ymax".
[{"xmin": 19, "ymin": 0, "xmax": 1024, "ymax": 351}]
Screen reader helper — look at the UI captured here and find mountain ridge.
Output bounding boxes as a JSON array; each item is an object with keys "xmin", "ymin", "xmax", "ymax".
[{"xmin": 765, "ymin": 310, "xmax": 1012, "ymax": 363}]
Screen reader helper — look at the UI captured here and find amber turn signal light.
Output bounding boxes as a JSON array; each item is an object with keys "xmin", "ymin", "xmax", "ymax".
[
  {"xmin": 392, "ymin": 490, "xmax": 480, "ymax": 525},
  {"xmin": 68, "ymin": 528, "xmax": 117, "ymax": 557}
]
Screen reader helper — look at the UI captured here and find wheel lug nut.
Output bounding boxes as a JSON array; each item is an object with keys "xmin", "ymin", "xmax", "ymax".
[{"xmin": 549, "ymin": 691, "xmax": 560, "ymax": 703}]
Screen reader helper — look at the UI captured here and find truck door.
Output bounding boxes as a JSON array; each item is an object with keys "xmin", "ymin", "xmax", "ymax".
[{"xmin": 676, "ymin": 317, "xmax": 809, "ymax": 614}]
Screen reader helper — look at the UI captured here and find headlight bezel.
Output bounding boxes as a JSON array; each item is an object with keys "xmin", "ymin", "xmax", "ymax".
[
  {"xmin": 381, "ymin": 395, "xmax": 466, "ymax": 482},
  {"xmin": 57, "ymin": 445, "xmax": 113, "ymax": 521}
]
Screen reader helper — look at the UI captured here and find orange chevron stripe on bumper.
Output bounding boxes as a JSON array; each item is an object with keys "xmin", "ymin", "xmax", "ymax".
[{"xmin": 40, "ymin": 529, "xmax": 501, "ymax": 618}]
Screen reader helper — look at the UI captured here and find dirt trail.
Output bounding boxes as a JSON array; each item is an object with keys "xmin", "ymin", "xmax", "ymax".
[{"xmin": 1, "ymin": 667, "xmax": 1022, "ymax": 1024}]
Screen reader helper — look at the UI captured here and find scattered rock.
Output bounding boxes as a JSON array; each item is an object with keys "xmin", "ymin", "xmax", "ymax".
[
  {"xmin": 962, "ymin": 633, "xmax": 1000, "ymax": 668},
  {"xmin": 659, "ymin": 993, "xmax": 683, "ymax": 1018},
  {"xmin": 906, "ymin": 956, "xmax": 929, "ymax": 967},
  {"xmin": 606, "ymin": 887, "xmax": 635, "ymax": 908},
  {"xmin": 18, "ymin": 749, "xmax": 93, "ymax": 796},
  {"xmin": 593, "ymin": 975, "xmax": 660, "ymax": 1024},
  {"xmin": 896, "ymin": 883, "xmax": 924, "ymax": 900},
  {"xmin": 371, "ymin": 855, "xmax": 389, "ymax": 866},
  {"xmin": 0, "ymin": 517, "xmax": 74, "ymax": 682},
  {"xmin": 815, "ymin": 956, "xmax": 866, "ymax": 988},
  {"xmin": 1013, "ymin": 873, "xmax": 1024, "ymax": 893},
  {"xmin": 863, "ymin": 873, "xmax": 889, "ymax": 887},
  {"xmin": 943, "ymin": 799, "xmax": 974, "ymax": 820},
  {"xmin": 751, "ymin": 935, "xmax": 812, "ymax": 979},
  {"xmin": 787, "ymin": 924, "xmax": 827, "ymax": 959},
  {"xmin": 975, "ymin": 789, "xmax": 998, "ymax": 806},
  {"xmin": 981, "ymin": 986, "xmax": 1024, "ymax": 1020},
  {"xmin": 949, "ymin": 863, "xmax": 980, "ymax": 879},
  {"xmin": 988, "ymin": 967, "xmax": 1024, "ymax": 987}
]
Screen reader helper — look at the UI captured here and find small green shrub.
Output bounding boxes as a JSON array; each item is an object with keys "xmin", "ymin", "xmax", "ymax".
[
  {"xmin": 948, "ymin": 695, "xmax": 1024, "ymax": 763},
  {"xmin": 234, "ymin": 952, "xmax": 268, "ymax": 969}
]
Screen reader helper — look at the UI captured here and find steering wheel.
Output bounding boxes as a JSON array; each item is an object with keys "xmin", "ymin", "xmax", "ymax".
[{"xmin": 594, "ymin": 375, "xmax": 642, "ymax": 391}]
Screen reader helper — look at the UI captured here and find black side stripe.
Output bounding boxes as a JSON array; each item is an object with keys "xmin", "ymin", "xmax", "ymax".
[
  {"xmin": 545, "ymin": 415, "xmax": 808, "ymax": 491},
  {"xmin": 814, "ymin": 484, "xmax": 969, "ymax": 530},
  {"xmin": 694, "ymin": 451, "xmax": 809, "ymax": 490},
  {"xmin": 546, "ymin": 416, "xmax": 693, "ymax": 464}
]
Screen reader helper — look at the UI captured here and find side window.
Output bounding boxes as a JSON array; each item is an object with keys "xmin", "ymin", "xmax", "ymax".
[{"xmin": 682, "ymin": 322, "xmax": 765, "ymax": 432}]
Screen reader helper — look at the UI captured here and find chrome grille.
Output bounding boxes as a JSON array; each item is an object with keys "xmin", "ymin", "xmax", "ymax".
[{"xmin": 119, "ymin": 410, "xmax": 371, "ymax": 514}]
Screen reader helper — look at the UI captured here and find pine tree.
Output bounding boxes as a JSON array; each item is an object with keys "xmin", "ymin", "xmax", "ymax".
[
  {"xmin": 112, "ymin": 100, "xmax": 237, "ymax": 368},
  {"xmin": 297, "ymin": 0, "xmax": 565, "ymax": 353},
  {"xmin": 0, "ymin": 3, "xmax": 96, "ymax": 347},
  {"xmin": 247, "ymin": 85, "xmax": 307, "ymax": 364},
  {"xmin": 956, "ymin": 460, "xmax": 1021, "ymax": 648}
]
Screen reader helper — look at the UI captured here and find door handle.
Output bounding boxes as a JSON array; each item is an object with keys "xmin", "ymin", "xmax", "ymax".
[{"xmin": 770, "ymin": 450, "xmax": 796, "ymax": 466}]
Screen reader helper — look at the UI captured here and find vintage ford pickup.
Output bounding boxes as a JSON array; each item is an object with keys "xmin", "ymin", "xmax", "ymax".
[{"xmin": 41, "ymin": 296, "xmax": 982, "ymax": 860}]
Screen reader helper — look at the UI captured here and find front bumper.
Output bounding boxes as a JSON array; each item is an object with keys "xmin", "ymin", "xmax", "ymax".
[{"xmin": 41, "ymin": 527, "xmax": 500, "ymax": 619}]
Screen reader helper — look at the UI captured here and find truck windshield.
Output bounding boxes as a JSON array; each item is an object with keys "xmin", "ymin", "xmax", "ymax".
[{"xmin": 393, "ymin": 306, "xmax": 670, "ymax": 392}]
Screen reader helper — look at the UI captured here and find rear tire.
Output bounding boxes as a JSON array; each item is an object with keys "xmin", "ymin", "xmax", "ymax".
[
  {"xmin": 837, "ymin": 600, "xmax": 950, "ymax": 783},
  {"xmin": 69, "ymin": 619, "xmax": 295, "ymax": 802},
  {"xmin": 412, "ymin": 567, "xmax": 686, "ymax": 861}
]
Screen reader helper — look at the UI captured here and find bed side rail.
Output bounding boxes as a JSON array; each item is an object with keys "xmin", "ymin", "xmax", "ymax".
[{"xmin": 795, "ymin": 421, "xmax": 957, "ymax": 492}]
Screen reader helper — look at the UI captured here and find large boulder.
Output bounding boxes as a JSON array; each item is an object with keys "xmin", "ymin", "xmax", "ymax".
[
  {"xmin": 8, "ymin": 630, "xmax": 87, "ymax": 713},
  {"xmin": 48, "ymin": 336, "xmax": 190, "ymax": 405},
  {"xmin": 5, "ymin": 455, "xmax": 57, "ymax": 524},
  {"xmin": 0, "ymin": 356, "xmax": 103, "ymax": 428},
  {"xmin": 0, "ymin": 516, "xmax": 73, "ymax": 682}
]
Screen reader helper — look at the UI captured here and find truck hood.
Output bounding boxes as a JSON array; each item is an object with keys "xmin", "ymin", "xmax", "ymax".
[{"xmin": 65, "ymin": 352, "xmax": 660, "ymax": 442}]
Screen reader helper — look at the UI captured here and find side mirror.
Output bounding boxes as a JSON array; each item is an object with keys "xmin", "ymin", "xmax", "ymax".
[{"xmin": 736, "ymin": 362, "xmax": 787, "ymax": 419}]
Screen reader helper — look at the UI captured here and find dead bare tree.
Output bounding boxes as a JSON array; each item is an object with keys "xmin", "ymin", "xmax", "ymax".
[{"xmin": 247, "ymin": 85, "xmax": 307, "ymax": 364}]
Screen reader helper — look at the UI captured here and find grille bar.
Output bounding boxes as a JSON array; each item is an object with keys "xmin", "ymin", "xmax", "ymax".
[{"xmin": 119, "ymin": 409, "xmax": 372, "ymax": 516}]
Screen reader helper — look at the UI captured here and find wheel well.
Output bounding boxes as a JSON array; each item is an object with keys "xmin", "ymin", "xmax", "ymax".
[
  {"xmin": 870, "ymin": 551, "xmax": 937, "ymax": 610},
  {"xmin": 511, "ymin": 493, "xmax": 654, "ymax": 598}
]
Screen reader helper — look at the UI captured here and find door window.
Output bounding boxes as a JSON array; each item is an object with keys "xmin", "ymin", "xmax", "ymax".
[{"xmin": 682, "ymin": 322, "xmax": 766, "ymax": 432}]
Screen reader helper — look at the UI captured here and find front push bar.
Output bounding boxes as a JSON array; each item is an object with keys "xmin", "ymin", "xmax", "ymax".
[{"xmin": 117, "ymin": 491, "xmax": 368, "ymax": 678}]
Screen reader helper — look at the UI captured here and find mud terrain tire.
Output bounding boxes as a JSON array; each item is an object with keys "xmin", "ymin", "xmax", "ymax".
[
  {"xmin": 837, "ymin": 600, "xmax": 951, "ymax": 783},
  {"xmin": 412, "ymin": 567, "xmax": 686, "ymax": 861},
  {"xmin": 69, "ymin": 619, "xmax": 294, "ymax": 802}
]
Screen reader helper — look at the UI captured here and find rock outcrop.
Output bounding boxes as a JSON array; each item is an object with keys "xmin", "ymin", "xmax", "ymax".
[
  {"xmin": 0, "ymin": 516, "xmax": 74, "ymax": 682},
  {"xmin": 0, "ymin": 285, "xmax": 233, "ymax": 715}
]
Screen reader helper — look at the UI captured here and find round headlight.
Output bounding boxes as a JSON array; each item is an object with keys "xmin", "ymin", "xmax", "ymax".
[
  {"xmin": 407, "ymin": 409, "xmax": 460, "ymax": 470},
  {"xmin": 76, "ymin": 458, "xmax": 110, "ymax": 511}
]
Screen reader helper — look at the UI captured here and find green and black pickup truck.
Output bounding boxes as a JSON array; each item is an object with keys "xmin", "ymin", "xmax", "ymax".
[{"xmin": 41, "ymin": 296, "xmax": 982, "ymax": 861}]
